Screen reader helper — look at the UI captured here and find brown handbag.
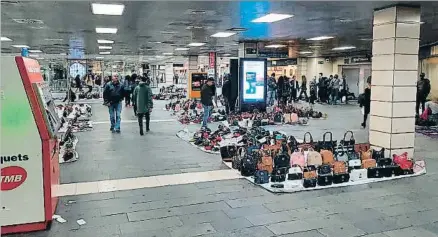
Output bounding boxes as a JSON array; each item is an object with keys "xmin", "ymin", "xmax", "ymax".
[
  {"xmin": 307, "ymin": 148, "xmax": 323, "ymax": 167},
  {"xmin": 354, "ymin": 143, "xmax": 370, "ymax": 153},
  {"xmin": 361, "ymin": 149, "xmax": 372, "ymax": 160},
  {"xmin": 333, "ymin": 161, "xmax": 347, "ymax": 174},
  {"xmin": 303, "ymin": 170, "xmax": 317, "ymax": 179},
  {"xmin": 320, "ymin": 149, "xmax": 335, "ymax": 165},
  {"xmin": 362, "ymin": 159, "xmax": 377, "ymax": 169},
  {"xmin": 257, "ymin": 156, "xmax": 273, "ymax": 174}
]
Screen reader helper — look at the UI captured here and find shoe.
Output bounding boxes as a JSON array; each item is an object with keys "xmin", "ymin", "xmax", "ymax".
[
  {"xmin": 115, "ymin": 130, "xmax": 121, "ymax": 133},
  {"xmin": 361, "ymin": 123, "xmax": 366, "ymax": 128},
  {"xmin": 146, "ymin": 128, "xmax": 150, "ymax": 132},
  {"xmin": 140, "ymin": 130, "xmax": 144, "ymax": 136},
  {"xmin": 111, "ymin": 130, "xmax": 116, "ymax": 133},
  {"xmin": 110, "ymin": 127, "xmax": 114, "ymax": 131}
]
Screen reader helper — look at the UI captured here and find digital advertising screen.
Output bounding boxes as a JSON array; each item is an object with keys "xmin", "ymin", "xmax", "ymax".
[{"xmin": 241, "ymin": 59, "xmax": 266, "ymax": 103}]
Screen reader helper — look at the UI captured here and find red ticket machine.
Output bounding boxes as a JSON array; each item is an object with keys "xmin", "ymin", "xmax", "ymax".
[{"xmin": 1, "ymin": 56, "xmax": 60, "ymax": 234}]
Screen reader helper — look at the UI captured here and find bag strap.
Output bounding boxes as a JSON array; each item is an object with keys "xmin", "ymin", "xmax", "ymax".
[
  {"xmin": 343, "ymin": 130, "xmax": 355, "ymax": 142},
  {"xmin": 303, "ymin": 132, "xmax": 313, "ymax": 143},
  {"xmin": 323, "ymin": 131, "xmax": 333, "ymax": 142}
]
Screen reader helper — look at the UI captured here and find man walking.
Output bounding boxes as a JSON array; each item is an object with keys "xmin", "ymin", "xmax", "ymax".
[
  {"xmin": 416, "ymin": 73, "xmax": 431, "ymax": 116},
  {"xmin": 133, "ymin": 77, "xmax": 153, "ymax": 135},
  {"xmin": 222, "ymin": 76, "xmax": 232, "ymax": 114},
  {"xmin": 201, "ymin": 77, "xmax": 215, "ymax": 128},
  {"xmin": 103, "ymin": 75, "xmax": 125, "ymax": 133}
]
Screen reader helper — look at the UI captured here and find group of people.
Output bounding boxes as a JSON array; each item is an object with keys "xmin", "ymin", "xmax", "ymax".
[
  {"xmin": 267, "ymin": 73, "xmax": 351, "ymax": 107},
  {"xmin": 103, "ymin": 74, "xmax": 153, "ymax": 135}
]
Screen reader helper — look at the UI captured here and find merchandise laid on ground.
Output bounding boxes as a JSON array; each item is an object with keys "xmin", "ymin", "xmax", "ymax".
[
  {"xmin": 154, "ymin": 85, "xmax": 187, "ymax": 100},
  {"xmin": 178, "ymin": 125, "xmax": 427, "ymax": 193}
]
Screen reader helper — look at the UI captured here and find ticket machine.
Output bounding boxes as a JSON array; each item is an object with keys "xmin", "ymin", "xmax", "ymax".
[
  {"xmin": 1, "ymin": 56, "xmax": 60, "ymax": 234},
  {"xmin": 188, "ymin": 72, "xmax": 207, "ymax": 99}
]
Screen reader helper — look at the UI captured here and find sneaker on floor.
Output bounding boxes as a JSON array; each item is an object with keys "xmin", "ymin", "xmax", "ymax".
[
  {"xmin": 110, "ymin": 127, "xmax": 114, "ymax": 131},
  {"xmin": 115, "ymin": 130, "xmax": 121, "ymax": 133}
]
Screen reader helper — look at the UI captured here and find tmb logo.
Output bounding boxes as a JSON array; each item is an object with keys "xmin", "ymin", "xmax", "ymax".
[{"xmin": 1, "ymin": 166, "xmax": 28, "ymax": 191}]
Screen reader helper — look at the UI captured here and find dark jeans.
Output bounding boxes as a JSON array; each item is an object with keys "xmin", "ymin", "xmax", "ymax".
[
  {"xmin": 299, "ymin": 89, "xmax": 308, "ymax": 101},
  {"xmin": 133, "ymin": 104, "xmax": 137, "ymax": 116},
  {"xmin": 125, "ymin": 93, "xmax": 131, "ymax": 106},
  {"xmin": 138, "ymin": 112, "xmax": 150, "ymax": 131},
  {"xmin": 363, "ymin": 113, "xmax": 369, "ymax": 126},
  {"xmin": 416, "ymin": 96, "xmax": 426, "ymax": 115},
  {"xmin": 229, "ymin": 97, "xmax": 237, "ymax": 113},
  {"xmin": 87, "ymin": 85, "xmax": 92, "ymax": 94},
  {"xmin": 224, "ymin": 97, "xmax": 230, "ymax": 115}
]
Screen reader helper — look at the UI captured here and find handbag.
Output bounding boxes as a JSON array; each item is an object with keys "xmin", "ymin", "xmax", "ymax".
[
  {"xmin": 362, "ymin": 159, "xmax": 377, "ymax": 169},
  {"xmin": 291, "ymin": 113, "xmax": 299, "ymax": 123},
  {"xmin": 333, "ymin": 173, "xmax": 350, "ymax": 184},
  {"xmin": 393, "ymin": 152, "xmax": 413, "ymax": 170},
  {"xmin": 367, "ymin": 167, "xmax": 384, "ymax": 178},
  {"xmin": 257, "ymin": 155, "xmax": 273, "ymax": 174},
  {"xmin": 372, "ymin": 147, "xmax": 385, "ymax": 160},
  {"xmin": 290, "ymin": 149, "xmax": 306, "ymax": 168},
  {"xmin": 241, "ymin": 155, "xmax": 257, "ymax": 177},
  {"xmin": 283, "ymin": 113, "xmax": 291, "ymax": 124},
  {"xmin": 307, "ymin": 148, "xmax": 323, "ymax": 167},
  {"xmin": 274, "ymin": 152, "xmax": 290, "ymax": 168},
  {"xmin": 288, "ymin": 166, "xmax": 303, "ymax": 180},
  {"xmin": 348, "ymin": 159, "xmax": 362, "ymax": 171},
  {"xmin": 298, "ymin": 132, "xmax": 315, "ymax": 150},
  {"xmin": 318, "ymin": 164, "xmax": 332, "ymax": 175},
  {"xmin": 361, "ymin": 149, "xmax": 372, "ymax": 160},
  {"xmin": 333, "ymin": 161, "xmax": 347, "ymax": 174},
  {"xmin": 287, "ymin": 136, "xmax": 299, "ymax": 151},
  {"xmin": 233, "ymin": 147, "xmax": 245, "ymax": 170},
  {"xmin": 350, "ymin": 169, "xmax": 367, "ymax": 182},
  {"xmin": 413, "ymin": 159, "xmax": 426, "ymax": 173},
  {"xmin": 271, "ymin": 167, "xmax": 287, "ymax": 182},
  {"xmin": 317, "ymin": 132, "xmax": 337, "ymax": 152},
  {"xmin": 317, "ymin": 174, "xmax": 333, "ymax": 186},
  {"xmin": 355, "ymin": 143, "xmax": 370, "ymax": 153},
  {"xmin": 220, "ymin": 145, "xmax": 237, "ymax": 162},
  {"xmin": 336, "ymin": 144, "xmax": 349, "ymax": 162},
  {"xmin": 303, "ymin": 166, "xmax": 317, "ymax": 188},
  {"xmin": 254, "ymin": 170, "xmax": 269, "ymax": 184},
  {"xmin": 340, "ymin": 130, "xmax": 355, "ymax": 149},
  {"xmin": 320, "ymin": 149, "xmax": 335, "ymax": 165}
]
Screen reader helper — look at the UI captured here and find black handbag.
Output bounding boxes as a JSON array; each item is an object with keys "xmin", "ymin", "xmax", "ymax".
[
  {"xmin": 372, "ymin": 148, "xmax": 385, "ymax": 160},
  {"xmin": 394, "ymin": 166, "xmax": 414, "ymax": 176},
  {"xmin": 303, "ymin": 178, "xmax": 317, "ymax": 188},
  {"xmin": 298, "ymin": 132, "xmax": 315, "ymax": 150},
  {"xmin": 318, "ymin": 164, "xmax": 332, "ymax": 175},
  {"xmin": 317, "ymin": 132, "xmax": 337, "ymax": 152},
  {"xmin": 220, "ymin": 145, "xmax": 236, "ymax": 162},
  {"xmin": 271, "ymin": 167, "xmax": 287, "ymax": 182},
  {"xmin": 367, "ymin": 167, "xmax": 384, "ymax": 178},
  {"xmin": 340, "ymin": 130, "xmax": 355, "ymax": 151},
  {"xmin": 287, "ymin": 136, "xmax": 299, "ymax": 151},
  {"xmin": 333, "ymin": 173, "xmax": 350, "ymax": 184},
  {"xmin": 317, "ymin": 174, "xmax": 333, "ymax": 186},
  {"xmin": 380, "ymin": 165, "xmax": 398, "ymax": 177},
  {"xmin": 274, "ymin": 152, "xmax": 290, "ymax": 169},
  {"xmin": 241, "ymin": 155, "xmax": 256, "ymax": 176},
  {"xmin": 377, "ymin": 157, "xmax": 392, "ymax": 166},
  {"xmin": 254, "ymin": 170, "xmax": 269, "ymax": 184}
]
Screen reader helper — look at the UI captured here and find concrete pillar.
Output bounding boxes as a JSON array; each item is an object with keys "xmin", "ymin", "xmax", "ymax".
[
  {"xmin": 188, "ymin": 55, "xmax": 198, "ymax": 73},
  {"xmin": 369, "ymin": 5, "xmax": 421, "ymax": 158},
  {"xmin": 165, "ymin": 62, "xmax": 173, "ymax": 84}
]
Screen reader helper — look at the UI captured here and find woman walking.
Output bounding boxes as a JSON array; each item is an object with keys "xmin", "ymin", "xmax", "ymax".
[{"xmin": 360, "ymin": 80, "xmax": 371, "ymax": 128}]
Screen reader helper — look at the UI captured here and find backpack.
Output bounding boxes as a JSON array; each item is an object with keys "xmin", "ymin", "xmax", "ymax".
[
  {"xmin": 320, "ymin": 149, "xmax": 335, "ymax": 165},
  {"xmin": 290, "ymin": 150, "xmax": 306, "ymax": 168},
  {"xmin": 307, "ymin": 148, "xmax": 323, "ymax": 167}
]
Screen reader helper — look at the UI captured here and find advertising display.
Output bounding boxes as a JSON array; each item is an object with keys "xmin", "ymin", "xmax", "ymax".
[
  {"xmin": 188, "ymin": 72, "xmax": 207, "ymax": 99},
  {"xmin": 1, "ymin": 56, "xmax": 60, "ymax": 234},
  {"xmin": 239, "ymin": 59, "xmax": 267, "ymax": 111}
]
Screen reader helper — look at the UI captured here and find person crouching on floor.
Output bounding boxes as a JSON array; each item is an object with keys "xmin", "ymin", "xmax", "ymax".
[
  {"xmin": 133, "ymin": 77, "xmax": 153, "ymax": 135},
  {"xmin": 103, "ymin": 75, "xmax": 125, "ymax": 133}
]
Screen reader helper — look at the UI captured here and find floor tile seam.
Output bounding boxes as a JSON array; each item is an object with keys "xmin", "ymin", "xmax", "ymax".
[
  {"xmin": 126, "ymin": 209, "xmax": 228, "ymax": 223},
  {"xmin": 124, "ymin": 200, "xmax": 231, "ymax": 216}
]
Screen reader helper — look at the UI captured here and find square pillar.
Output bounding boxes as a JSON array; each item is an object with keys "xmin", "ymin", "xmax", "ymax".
[
  {"xmin": 188, "ymin": 55, "xmax": 198, "ymax": 73},
  {"xmin": 369, "ymin": 5, "xmax": 421, "ymax": 158}
]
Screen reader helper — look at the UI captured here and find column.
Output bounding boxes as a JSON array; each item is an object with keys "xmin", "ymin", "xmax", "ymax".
[
  {"xmin": 165, "ymin": 62, "xmax": 173, "ymax": 84},
  {"xmin": 188, "ymin": 55, "xmax": 198, "ymax": 73},
  {"xmin": 369, "ymin": 5, "xmax": 421, "ymax": 158}
]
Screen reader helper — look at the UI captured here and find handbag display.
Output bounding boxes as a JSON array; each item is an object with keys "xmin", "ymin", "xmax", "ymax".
[
  {"xmin": 317, "ymin": 174, "xmax": 333, "ymax": 186},
  {"xmin": 350, "ymin": 169, "xmax": 367, "ymax": 182},
  {"xmin": 318, "ymin": 164, "xmax": 332, "ymax": 175},
  {"xmin": 333, "ymin": 173, "xmax": 350, "ymax": 184},
  {"xmin": 288, "ymin": 166, "xmax": 303, "ymax": 180},
  {"xmin": 254, "ymin": 170, "xmax": 269, "ymax": 184},
  {"xmin": 355, "ymin": 143, "xmax": 370, "ymax": 154},
  {"xmin": 298, "ymin": 132, "xmax": 315, "ymax": 150},
  {"xmin": 290, "ymin": 149, "xmax": 306, "ymax": 168},
  {"xmin": 274, "ymin": 152, "xmax": 290, "ymax": 169},
  {"xmin": 340, "ymin": 130, "xmax": 355, "ymax": 149},
  {"xmin": 367, "ymin": 167, "xmax": 384, "ymax": 178},
  {"xmin": 372, "ymin": 148, "xmax": 385, "ymax": 160},
  {"xmin": 307, "ymin": 148, "xmax": 323, "ymax": 167},
  {"xmin": 257, "ymin": 155, "xmax": 273, "ymax": 174},
  {"xmin": 361, "ymin": 149, "xmax": 372, "ymax": 160},
  {"xmin": 333, "ymin": 161, "xmax": 347, "ymax": 174},
  {"xmin": 271, "ymin": 167, "xmax": 287, "ymax": 182},
  {"xmin": 320, "ymin": 149, "xmax": 335, "ymax": 165},
  {"xmin": 362, "ymin": 159, "xmax": 377, "ymax": 169},
  {"xmin": 220, "ymin": 145, "xmax": 236, "ymax": 162}
]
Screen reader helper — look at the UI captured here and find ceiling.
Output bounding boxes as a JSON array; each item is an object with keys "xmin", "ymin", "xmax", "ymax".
[{"xmin": 1, "ymin": 1, "xmax": 438, "ymax": 62}]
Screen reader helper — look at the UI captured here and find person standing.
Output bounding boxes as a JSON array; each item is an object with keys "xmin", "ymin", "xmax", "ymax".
[
  {"xmin": 416, "ymin": 73, "xmax": 431, "ymax": 116},
  {"xmin": 267, "ymin": 73, "xmax": 277, "ymax": 106},
  {"xmin": 331, "ymin": 74, "xmax": 341, "ymax": 105},
  {"xmin": 103, "ymin": 75, "xmax": 125, "ymax": 133},
  {"xmin": 85, "ymin": 75, "xmax": 94, "ymax": 94},
  {"xmin": 222, "ymin": 77, "xmax": 231, "ymax": 114},
  {"xmin": 309, "ymin": 77, "xmax": 317, "ymax": 105},
  {"xmin": 341, "ymin": 75, "xmax": 349, "ymax": 104},
  {"xmin": 133, "ymin": 77, "xmax": 153, "ymax": 135},
  {"xmin": 360, "ymin": 81, "xmax": 371, "ymax": 128},
  {"xmin": 123, "ymin": 75, "xmax": 132, "ymax": 107},
  {"xmin": 298, "ymin": 75, "xmax": 308, "ymax": 101},
  {"xmin": 74, "ymin": 74, "xmax": 82, "ymax": 92},
  {"xmin": 200, "ymin": 78, "xmax": 215, "ymax": 128},
  {"xmin": 289, "ymin": 75, "xmax": 297, "ymax": 103}
]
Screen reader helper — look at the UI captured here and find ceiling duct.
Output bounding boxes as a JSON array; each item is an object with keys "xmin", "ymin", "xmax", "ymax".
[{"xmin": 13, "ymin": 19, "xmax": 44, "ymax": 25}]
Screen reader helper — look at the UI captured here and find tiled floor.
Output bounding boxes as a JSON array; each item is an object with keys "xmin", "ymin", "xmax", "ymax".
[{"xmin": 5, "ymin": 100, "xmax": 438, "ymax": 237}]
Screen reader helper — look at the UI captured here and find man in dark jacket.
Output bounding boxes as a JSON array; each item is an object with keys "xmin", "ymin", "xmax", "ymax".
[
  {"xmin": 416, "ymin": 73, "xmax": 431, "ymax": 116},
  {"xmin": 103, "ymin": 75, "xmax": 125, "ymax": 133},
  {"xmin": 201, "ymin": 77, "xmax": 215, "ymax": 128},
  {"xmin": 222, "ymin": 77, "xmax": 231, "ymax": 114},
  {"xmin": 133, "ymin": 77, "xmax": 153, "ymax": 135}
]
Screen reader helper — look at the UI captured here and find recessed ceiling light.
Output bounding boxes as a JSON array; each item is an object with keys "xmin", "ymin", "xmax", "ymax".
[
  {"xmin": 149, "ymin": 41, "xmax": 162, "ymax": 44},
  {"xmin": 96, "ymin": 27, "xmax": 118, "ymax": 34},
  {"xmin": 307, "ymin": 36, "xmax": 334, "ymax": 41},
  {"xmin": 60, "ymin": 53, "xmax": 67, "ymax": 56},
  {"xmin": 11, "ymin": 45, "xmax": 29, "ymax": 48},
  {"xmin": 163, "ymin": 53, "xmax": 174, "ymax": 55},
  {"xmin": 96, "ymin": 56, "xmax": 104, "ymax": 59},
  {"xmin": 36, "ymin": 57, "xmax": 44, "ymax": 60},
  {"xmin": 299, "ymin": 51, "xmax": 313, "ymax": 54},
  {"xmin": 1, "ymin": 37, "xmax": 13, "ymax": 41},
  {"xmin": 175, "ymin": 48, "xmax": 190, "ymax": 51},
  {"xmin": 97, "ymin": 39, "xmax": 114, "ymax": 44},
  {"xmin": 188, "ymin": 42, "xmax": 206, "ymax": 47},
  {"xmin": 339, "ymin": 19, "xmax": 353, "ymax": 23},
  {"xmin": 211, "ymin": 32, "xmax": 236, "ymax": 38},
  {"xmin": 91, "ymin": 3, "xmax": 125, "ymax": 16},
  {"xmin": 99, "ymin": 46, "xmax": 113, "ymax": 50},
  {"xmin": 223, "ymin": 53, "xmax": 231, "ymax": 57},
  {"xmin": 29, "ymin": 49, "xmax": 42, "ymax": 53},
  {"xmin": 265, "ymin": 44, "xmax": 287, "ymax": 48},
  {"xmin": 252, "ymin": 13, "xmax": 294, "ymax": 23},
  {"xmin": 359, "ymin": 38, "xmax": 373, "ymax": 41},
  {"xmin": 99, "ymin": 51, "xmax": 111, "ymax": 55},
  {"xmin": 191, "ymin": 10, "xmax": 206, "ymax": 14},
  {"xmin": 332, "ymin": 46, "xmax": 356, "ymax": 51},
  {"xmin": 45, "ymin": 38, "xmax": 63, "ymax": 41}
]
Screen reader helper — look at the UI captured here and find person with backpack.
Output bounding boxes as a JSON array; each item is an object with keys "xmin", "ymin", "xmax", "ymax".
[
  {"xmin": 416, "ymin": 73, "xmax": 431, "ymax": 116},
  {"xmin": 133, "ymin": 77, "xmax": 153, "ymax": 135},
  {"xmin": 103, "ymin": 75, "xmax": 125, "ymax": 133}
]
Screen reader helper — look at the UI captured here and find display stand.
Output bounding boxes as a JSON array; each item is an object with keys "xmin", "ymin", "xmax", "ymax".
[
  {"xmin": 1, "ymin": 56, "xmax": 60, "ymax": 234},
  {"xmin": 239, "ymin": 58, "xmax": 267, "ymax": 112}
]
